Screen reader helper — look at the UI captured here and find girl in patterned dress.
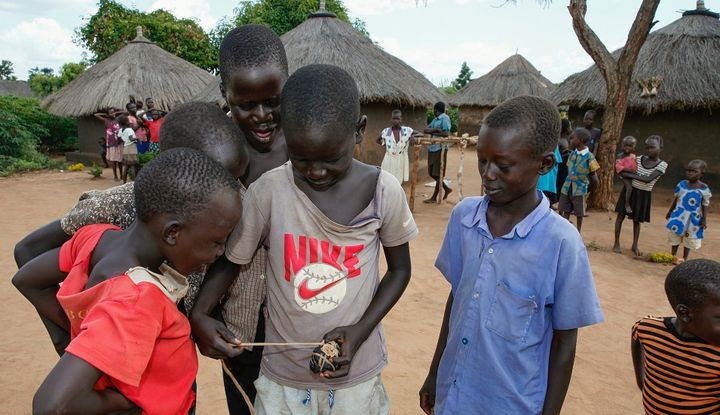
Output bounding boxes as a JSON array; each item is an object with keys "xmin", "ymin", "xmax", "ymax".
[
  {"xmin": 94, "ymin": 108, "xmax": 122, "ymax": 180},
  {"xmin": 666, "ymin": 160, "xmax": 711, "ymax": 263},
  {"xmin": 377, "ymin": 109, "xmax": 416, "ymax": 184}
]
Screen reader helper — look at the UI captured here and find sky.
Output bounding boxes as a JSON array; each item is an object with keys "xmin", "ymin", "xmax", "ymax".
[{"xmin": 0, "ymin": 0, "xmax": 694, "ymax": 85}]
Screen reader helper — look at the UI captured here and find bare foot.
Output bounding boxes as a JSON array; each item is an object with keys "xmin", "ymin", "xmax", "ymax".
[
  {"xmin": 443, "ymin": 188, "xmax": 453, "ymax": 200},
  {"xmin": 613, "ymin": 243, "xmax": 622, "ymax": 253},
  {"xmin": 625, "ymin": 202, "xmax": 633, "ymax": 214},
  {"xmin": 632, "ymin": 247, "xmax": 643, "ymax": 257},
  {"xmin": 423, "ymin": 198, "xmax": 437, "ymax": 204}
]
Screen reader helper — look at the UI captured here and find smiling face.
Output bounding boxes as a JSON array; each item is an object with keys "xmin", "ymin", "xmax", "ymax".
[
  {"xmin": 223, "ymin": 65, "xmax": 287, "ymax": 152},
  {"xmin": 477, "ymin": 125, "xmax": 545, "ymax": 206}
]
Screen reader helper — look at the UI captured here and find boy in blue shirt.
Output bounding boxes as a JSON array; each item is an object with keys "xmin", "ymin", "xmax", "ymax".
[
  {"xmin": 423, "ymin": 101, "xmax": 452, "ymax": 203},
  {"xmin": 419, "ymin": 95, "xmax": 604, "ymax": 415}
]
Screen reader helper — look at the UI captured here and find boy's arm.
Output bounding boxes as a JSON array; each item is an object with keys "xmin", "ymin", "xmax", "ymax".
[
  {"xmin": 666, "ymin": 197, "xmax": 678, "ymax": 220},
  {"xmin": 14, "ymin": 220, "xmax": 69, "ymax": 268},
  {"xmin": 34, "ymin": 353, "xmax": 140, "ymax": 415},
  {"xmin": 631, "ymin": 336, "xmax": 645, "ymax": 390},
  {"xmin": 701, "ymin": 204, "xmax": 707, "ymax": 229},
  {"xmin": 419, "ymin": 292, "xmax": 452, "ymax": 415},
  {"xmin": 541, "ymin": 329, "xmax": 578, "ymax": 415},
  {"xmin": 589, "ymin": 172, "xmax": 599, "ymax": 192},
  {"xmin": 622, "ymin": 170, "xmax": 663, "ymax": 182},
  {"xmin": 321, "ymin": 242, "xmax": 412, "ymax": 379}
]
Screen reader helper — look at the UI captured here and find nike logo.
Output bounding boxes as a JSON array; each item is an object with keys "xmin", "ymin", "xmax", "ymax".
[
  {"xmin": 402, "ymin": 216, "xmax": 413, "ymax": 228},
  {"xmin": 298, "ymin": 275, "xmax": 348, "ymax": 300}
]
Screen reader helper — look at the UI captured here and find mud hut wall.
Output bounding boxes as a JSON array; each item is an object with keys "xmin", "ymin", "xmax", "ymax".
[
  {"xmin": 68, "ymin": 116, "xmax": 106, "ymax": 163},
  {"xmin": 356, "ymin": 103, "xmax": 430, "ymax": 179},
  {"xmin": 458, "ymin": 105, "xmax": 491, "ymax": 136},
  {"xmin": 568, "ymin": 108, "xmax": 720, "ymax": 190}
]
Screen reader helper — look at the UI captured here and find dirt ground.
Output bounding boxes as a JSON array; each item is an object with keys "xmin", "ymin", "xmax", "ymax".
[{"xmin": 1, "ymin": 148, "xmax": 717, "ymax": 414}]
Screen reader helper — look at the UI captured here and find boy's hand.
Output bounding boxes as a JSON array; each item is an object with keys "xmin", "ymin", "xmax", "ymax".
[
  {"xmin": 319, "ymin": 325, "xmax": 365, "ymax": 378},
  {"xmin": 190, "ymin": 313, "xmax": 243, "ymax": 360},
  {"xmin": 419, "ymin": 374, "xmax": 436, "ymax": 414}
]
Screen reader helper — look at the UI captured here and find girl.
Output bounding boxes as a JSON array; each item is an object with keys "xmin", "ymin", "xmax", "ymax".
[
  {"xmin": 613, "ymin": 135, "xmax": 668, "ymax": 256},
  {"xmin": 12, "ymin": 149, "xmax": 242, "ymax": 414},
  {"xmin": 94, "ymin": 108, "xmax": 122, "ymax": 180},
  {"xmin": 127, "ymin": 101, "xmax": 149, "ymax": 154},
  {"xmin": 377, "ymin": 109, "xmax": 416, "ymax": 183},
  {"xmin": 117, "ymin": 114, "xmax": 139, "ymax": 184}
]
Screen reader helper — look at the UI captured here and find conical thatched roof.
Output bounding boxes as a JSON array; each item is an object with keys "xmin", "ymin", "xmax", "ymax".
[
  {"xmin": 193, "ymin": 11, "xmax": 445, "ymax": 107},
  {"xmin": 551, "ymin": 4, "xmax": 720, "ymax": 114},
  {"xmin": 449, "ymin": 54, "xmax": 554, "ymax": 107},
  {"xmin": 42, "ymin": 27, "xmax": 215, "ymax": 117},
  {"xmin": 0, "ymin": 80, "xmax": 34, "ymax": 97}
]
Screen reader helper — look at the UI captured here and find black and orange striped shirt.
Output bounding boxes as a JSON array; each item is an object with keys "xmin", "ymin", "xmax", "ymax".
[{"xmin": 633, "ymin": 317, "xmax": 720, "ymax": 415}]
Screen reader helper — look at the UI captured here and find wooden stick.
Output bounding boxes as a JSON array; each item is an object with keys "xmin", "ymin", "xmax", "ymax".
[
  {"xmin": 409, "ymin": 144, "xmax": 421, "ymax": 212},
  {"xmin": 438, "ymin": 145, "xmax": 445, "ymax": 204},
  {"xmin": 238, "ymin": 342, "xmax": 322, "ymax": 347},
  {"xmin": 458, "ymin": 138, "xmax": 467, "ymax": 200},
  {"xmin": 222, "ymin": 360, "xmax": 256, "ymax": 415}
]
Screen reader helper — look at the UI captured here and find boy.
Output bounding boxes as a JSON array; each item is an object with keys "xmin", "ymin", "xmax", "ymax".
[
  {"xmin": 201, "ymin": 64, "xmax": 417, "ymax": 414},
  {"xmin": 583, "ymin": 109, "xmax": 602, "ymax": 156},
  {"xmin": 420, "ymin": 95, "xmax": 604, "ymax": 415},
  {"xmin": 632, "ymin": 259, "xmax": 720, "ymax": 415},
  {"xmin": 665, "ymin": 159, "xmax": 711, "ymax": 263},
  {"xmin": 13, "ymin": 149, "xmax": 243, "ymax": 414},
  {"xmin": 559, "ymin": 128, "xmax": 600, "ymax": 233},
  {"xmin": 423, "ymin": 101, "xmax": 452, "ymax": 203}
]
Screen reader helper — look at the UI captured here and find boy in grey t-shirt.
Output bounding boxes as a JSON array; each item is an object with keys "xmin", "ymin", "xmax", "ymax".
[{"xmin": 225, "ymin": 65, "xmax": 417, "ymax": 413}]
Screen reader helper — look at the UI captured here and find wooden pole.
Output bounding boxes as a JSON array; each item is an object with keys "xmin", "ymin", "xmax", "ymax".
[
  {"xmin": 409, "ymin": 144, "xmax": 421, "ymax": 212},
  {"xmin": 458, "ymin": 138, "xmax": 467, "ymax": 200},
  {"xmin": 437, "ymin": 145, "xmax": 445, "ymax": 204}
]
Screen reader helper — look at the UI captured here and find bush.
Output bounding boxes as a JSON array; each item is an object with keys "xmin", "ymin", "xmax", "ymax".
[
  {"xmin": 88, "ymin": 163, "xmax": 103, "ymax": 178},
  {"xmin": 426, "ymin": 107, "xmax": 459, "ymax": 133},
  {"xmin": 0, "ymin": 96, "xmax": 77, "ymax": 155},
  {"xmin": 138, "ymin": 151, "xmax": 157, "ymax": 166}
]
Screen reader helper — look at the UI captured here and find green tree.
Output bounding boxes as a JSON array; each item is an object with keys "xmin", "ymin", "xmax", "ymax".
[
  {"xmin": 452, "ymin": 62, "xmax": 473, "ymax": 89},
  {"xmin": 75, "ymin": 0, "xmax": 217, "ymax": 71},
  {"xmin": 27, "ymin": 63, "xmax": 86, "ymax": 97},
  {"xmin": 0, "ymin": 60, "xmax": 17, "ymax": 80}
]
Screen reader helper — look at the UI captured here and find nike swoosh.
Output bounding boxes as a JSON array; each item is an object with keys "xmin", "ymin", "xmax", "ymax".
[
  {"xmin": 298, "ymin": 276, "xmax": 348, "ymax": 300},
  {"xmin": 402, "ymin": 216, "xmax": 413, "ymax": 228}
]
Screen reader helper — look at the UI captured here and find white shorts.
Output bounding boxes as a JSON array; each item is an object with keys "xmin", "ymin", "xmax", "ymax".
[
  {"xmin": 668, "ymin": 231, "xmax": 701, "ymax": 250},
  {"xmin": 254, "ymin": 372, "xmax": 389, "ymax": 415}
]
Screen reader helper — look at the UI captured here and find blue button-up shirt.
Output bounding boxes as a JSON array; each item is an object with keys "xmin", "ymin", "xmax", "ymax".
[
  {"xmin": 434, "ymin": 193, "xmax": 604, "ymax": 414},
  {"xmin": 427, "ymin": 113, "xmax": 451, "ymax": 152}
]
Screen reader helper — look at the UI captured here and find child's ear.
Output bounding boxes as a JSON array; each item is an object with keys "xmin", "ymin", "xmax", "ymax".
[
  {"xmin": 163, "ymin": 221, "xmax": 182, "ymax": 246},
  {"xmin": 355, "ymin": 115, "xmax": 368, "ymax": 145},
  {"xmin": 538, "ymin": 150, "xmax": 555, "ymax": 175},
  {"xmin": 676, "ymin": 303, "xmax": 692, "ymax": 323}
]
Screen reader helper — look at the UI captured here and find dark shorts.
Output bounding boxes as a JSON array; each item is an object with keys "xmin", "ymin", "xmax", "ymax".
[
  {"xmin": 559, "ymin": 193, "xmax": 585, "ymax": 217},
  {"xmin": 427, "ymin": 148, "xmax": 448, "ymax": 180}
]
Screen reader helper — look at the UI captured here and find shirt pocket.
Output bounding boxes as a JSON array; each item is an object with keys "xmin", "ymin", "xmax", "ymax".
[{"xmin": 485, "ymin": 281, "xmax": 538, "ymax": 342}]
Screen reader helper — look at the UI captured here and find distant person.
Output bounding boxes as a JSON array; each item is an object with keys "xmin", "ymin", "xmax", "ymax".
[
  {"xmin": 420, "ymin": 96, "xmax": 603, "ymax": 415},
  {"xmin": 135, "ymin": 99, "xmax": 146, "ymax": 119},
  {"xmin": 615, "ymin": 136, "xmax": 637, "ymax": 214},
  {"xmin": 142, "ymin": 97, "xmax": 156, "ymax": 120},
  {"xmin": 126, "ymin": 101, "xmax": 149, "ymax": 154},
  {"xmin": 117, "ymin": 114, "xmax": 139, "ymax": 184},
  {"xmin": 555, "ymin": 119, "xmax": 572, "ymax": 200},
  {"xmin": 614, "ymin": 135, "xmax": 667, "ymax": 256},
  {"xmin": 632, "ymin": 259, "xmax": 720, "ymax": 415},
  {"xmin": 583, "ymin": 109, "xmax": 602, "ymax": 156},
  {"xmin": 665, "ymin": 159, "xmax": 711, "ymax": 264},
  {"xmin": 559, "ymin": 128, "xmax": 599, "ymax": 233},
  {"xmin": 423, "ymin": 102, "xmax": 452, "ymax": 203},
  {"xmin": 537, "ymin": 144, "xmax": 562, "ymax": 205},
  {"xmin": 94, "ymin": 107, "xmax": 122, "ymax": 180},
  {"xmin": 377, "ymin": 109, "xmax": 416, "ymax": 183},
  {"xmin": 144, "ymin": 108, "xmax": 167, "ymax": 153}
]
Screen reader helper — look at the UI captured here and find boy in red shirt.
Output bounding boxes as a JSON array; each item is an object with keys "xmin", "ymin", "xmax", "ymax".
[{"xmin": 13, "ymin": 149, "xmax": 242, "ymax": 414}]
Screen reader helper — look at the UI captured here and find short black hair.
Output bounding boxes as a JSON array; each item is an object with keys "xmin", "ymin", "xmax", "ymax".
[
  {"xmin": 585, "ymin": 109, "xmax": 596, "ymax": 117},
  {"xmin": 219, "ymin": 25, "xmax": 288, "ymax": 86},
  {"xmin": 483, "ymin": 95, "xmax": 560, "ymax": 156},
  {"xmin": 434, "ymin": 102, "xmax": 446, "ymax": 113},
  {"xmin": 572, "ymin": 128, "xmax": 591, "ymax": 144},
  {"xmin": 159, "ymin": 101, "xmax": 247, "ymax": 154},
  {"xmin": 689, "ymin": 159, "xmax": 707, "ymax": 172},
  {"xmin": 135, "ymin": 148, "xmax": 240, "ymax": 223},
  {"xmin": 392, "ymin": 109, "xmax": 402, "ymax": 116},
  {"xmin": 117, "ymin": 114, "xmax": 129, "ymax": 127},
  {"xmin": 646, "ymin": 134, "xmax": 663, "ymax": 147},
  {"xmin": 622, "ymin": 135, "xmax": 637, "ymax": 145},
  {"xmin": 665, "ymin": 259, "xmax": 720, "ymax": 309},
  {"xmin": 281, "ymin": 64, "xmax": 359, "ymax": 136}
]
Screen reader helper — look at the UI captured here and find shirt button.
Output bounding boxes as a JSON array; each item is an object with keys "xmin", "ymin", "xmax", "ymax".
[
  {"xmin": 488, "ymin": 248, "xmax": 494, "ymax": 254},
  {"xmin": 472, "ymin": 293, "xmax": 479, "ymax": 299},
  {"xmin": 462, "ymin": 338, "xmax": 468, "ymax": 345}
]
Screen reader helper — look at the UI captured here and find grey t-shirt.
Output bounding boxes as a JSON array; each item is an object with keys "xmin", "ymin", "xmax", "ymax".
[{"xmin": 226, "ymin": 162, "xmax": 418, "ymax": 389}]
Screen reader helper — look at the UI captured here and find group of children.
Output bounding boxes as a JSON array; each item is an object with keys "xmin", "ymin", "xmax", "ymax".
[
  {"xmin": 9, "ymin": 23, "xmax": 718, "ymax": 415},
  {"xmin": 94, "ymin": 97, "xmax": 167, "ymax": 182}
]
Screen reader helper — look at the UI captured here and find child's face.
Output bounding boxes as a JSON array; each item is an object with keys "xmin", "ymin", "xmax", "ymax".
[
  {"xmin": 622, "ymin": 139, "xmax": 636, "ymax": 155},
  {"xmin": 569, "ymin": 133, "xmax": 582, "ymax": 150},
  {"xmin": 476, "ymin": 125, "xmax": 544, "ymax": 205},
  {"xmin": 286, "ymin": 121, "xmax": 364, "ymax": 191},
  {"xmin": 685, "ymin": 162, "xmax": 703, "ymax": 182},
  {"xmin": 684, "ymin": 291, "xmax": 720, "ymax": 346},
  {"xmin": 146, "ymin": 99, "xmax": 154, "ymax": 109},
  {"xmin": 162, "ymin": 190, "xmax": 242, "ymax": 275},
  {"xmin": 644, "ymin": 138, "xmax": 661, "ymax": 158},
  {"xmin": 583, "ymin": 111, "xmax": 594, "ymax": 128},
  {"xmin": 391, "ymin": 113, "xmax": 402, "ymax": 127},
  {"xmin": 223, "ymin": 65, "xmax": 287, "ymax": 151},
  {"xmin": 127, "ymin": 103, "xmax": 137, "ymax": 115}
]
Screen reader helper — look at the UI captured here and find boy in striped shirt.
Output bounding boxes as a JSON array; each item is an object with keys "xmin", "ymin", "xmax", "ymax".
[{"xmin": 632, "ymin": 259, "xmax": 720, "ymax": 415}]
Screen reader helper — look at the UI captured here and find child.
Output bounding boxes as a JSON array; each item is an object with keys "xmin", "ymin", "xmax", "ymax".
[
  {"xmin": 94, "ymin": 107, "xmax": 122, "ymax": 180},
  {"xmin": 559, "ymin": 128, "xmax": 600, "ymax": 233},
  {"xmin": 143, "ymin": 108, "xmax": 167, "ymax": 153},
  {"xmin": 127, "ymin": 101, "xmax": 149, "ymax": 154},
  {"xmin": 631, "ymin": 259, "xmax": 720, "ymax": 415},
  {"xmin": 555, "ymin": 119, "xmax": 571, "ymax": 200},
  {"xmin": 583, "ymin": 109, "xmax": 602, "ymax": 156},
  {"xmin": 12, "ymin": 102, "xmax": 249, "ymax": 355},
  {"xmin": 536, "ymin": 144, "xmax": 562, "ymax": 205},
  {"xmin": 117, "ymin": 114, "xmax": 139, "ymax": 184},
  {"xmin": 12, "ymin": 148, "xmax": 243, "ymax": 414},
  {"xmin": 615, "ymin": 136, "xmax": 637, "ymax": 214},
  {"xmin": 200, "ymin": 64, "xmax": 416, "ymax": 414},
  {"xmin": 377, "ymin": 109, "xmax": 416, "ymax": 183},
  {"xmin": 613, "ymin": 135, "xmax": 667, "ymax": 256},
  {"xmin": 665, "ymin": 159, "xmax": 711, "ymax": 263},
  {"xmin": 423, "ymin": 101, "xmax": 452, "ymax": 203},
  {"xmin": 420, "ymin": 95, "xmax": 604, "ymax": 415}
]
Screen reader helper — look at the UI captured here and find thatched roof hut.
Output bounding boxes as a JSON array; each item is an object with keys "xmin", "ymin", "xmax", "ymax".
[
  {"xmin": 552, "ymin": 2, "xmax": 720, "ymax": 189},
  {"xmin": 42, "ymin": 27, "xmax": 215, "ymax": 164},
  {"xmin": 0, "ymin": 80, "xmax": 34, "ymax": 97},
  {"xmin": 449, "ymin": 54, "xmax": 554, "ymax": 135},
  {"xmin": 550, "ymin": 3, "xmax": 720, "ymax": 114},
  {"xmin": 43, "ymin": 27, "xmax": 215, "ymax": 117}
]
